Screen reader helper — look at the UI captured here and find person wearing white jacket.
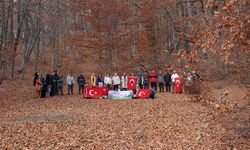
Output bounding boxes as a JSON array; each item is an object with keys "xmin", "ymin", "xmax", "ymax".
[
  {"xmin": 171, "ymin": 70, "xmax": 179, "ymax": 93},
  {"xmin": 121, "ymin": 73, "xmax": 128, "ymax": 90},
  {"xmin": 112, "ymin": 73, "xmax": 121, "ymax": 91},
  {"xmin": 67, "ymin": 73, "xmax": 75, "ymax": 95},
  {"xmin": 104, "ymin": 73, "xmax": 112, "ymax": 89}
]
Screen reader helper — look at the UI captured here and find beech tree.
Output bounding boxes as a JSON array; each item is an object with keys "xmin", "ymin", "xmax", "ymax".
[{"xmin": 0, "ymin": 0, "xmax": 249, "ymax": 83}]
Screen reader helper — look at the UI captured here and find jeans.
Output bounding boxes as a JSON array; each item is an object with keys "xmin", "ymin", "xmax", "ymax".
[
  {"xmin": 171, "ymin": 82, "xmax": 175, "ymax": 93},
  {"xmin": 165, "ymin": 82, "xmax": 171, "ymax": 92},
  {"xmin": 58, "ymin": 86, "xmax": 63, "ymax": 95},
  {"xmin": 144, "ymin": 83, "xmax": 149, "ymax": 89},
  {"xmin": 159, "ymin": 82, "xmax": 164, "ymax": 93},
  {"xmin": 68, "ymin": 84, "xmax": 74, "ymax": 95},
  {"xmin": 113, "ymin": 85, "xmax": 119, "ymax": 91},
  {"xmin": 150, "ymin": 82, "xmax": 157, "ymax": 91},
  {"xmin": 78, "ymin": 85, "xmax": 84, "ymax": 95},
  {"xmin": 47, "ymin": 85, "xmax": 52, "ymax": 97}
]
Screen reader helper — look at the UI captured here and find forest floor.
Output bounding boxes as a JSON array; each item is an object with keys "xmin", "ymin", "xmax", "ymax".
[{"xmin": 0, "ymin": 79, "xmax": 249, "ymax": 149}]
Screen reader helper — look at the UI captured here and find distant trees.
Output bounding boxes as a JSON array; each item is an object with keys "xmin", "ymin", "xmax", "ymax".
[
  {"xmin": 0, "ymin": 0, "xmax": 249, "ymax": 82},
  {"xmin": 0, "ymin": 0, "xmax": 69, "ymax": 81}
]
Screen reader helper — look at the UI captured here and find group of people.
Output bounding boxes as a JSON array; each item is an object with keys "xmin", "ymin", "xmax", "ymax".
[{"xmin": 33, "ymin": 69, "xmax": 202, "ymax": 98}]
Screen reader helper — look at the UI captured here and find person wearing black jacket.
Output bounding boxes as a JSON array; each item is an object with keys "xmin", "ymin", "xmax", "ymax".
[
  {"xmin": 46, "ymin": 74, "xmax": 53, "ymax": 97},
  {"xmin": 164, "ymin": 72, "xmax": 172, "ymax": 93},
  {"xmin": 40, "ymin": 74, "xmax": 47, "ymax": 98},
  {"xmin": 77, "ymin": 73, "xmax": 86, "ymax": 95},
  {"xmin": 51, "ymin": 71, "xmax": 59, "ymax": 96}
]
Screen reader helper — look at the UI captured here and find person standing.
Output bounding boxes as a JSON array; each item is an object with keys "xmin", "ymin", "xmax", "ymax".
[
  {"xmin": 50, "ymin": 72, "xmax": 55, "ymax": 96},
  {"xmin": 185, "ymin": 73, "xmax": 193, "ymax": 94},
  {"xmin": 77, "ymin": 73, "xmax": 86, "ymax": 95},
  {"xmin": 40, "ymin": 74, "xmax": 47, "ymax": 98},
  {"xmin": 138, "ymin": 74, "xmax": 144, "ymax": 89},
  {"xmin": 33, "ymin": 72, "xmax": 43, "ymax": 98},
  {"xmin": 171, "ymin": 70, "xmax": 179, "ymax": 93},
  {"xmin": 112, "ymin": 73, "xmax": 121, "ymax": 91},
  {"xmin": 149, "ymin": 70, "xmax": 157, "ymax": 91},
  {"xmin": 97, "ymin": 74, "xmax": 104, "ymax": 87},
  {"xmin": 51, "ymin": 71, "xmax": 59, "ymax": 96},
  {"xmin": 164, "ymin": 72, "xmax": 172, "ymax": 93},
  {"xmin": 121, "ymin": 73, "xmax": 128, "ymax": 90},
  {"xmin": 90, "ymin": 73, "xmax": 97, "ymax": 87},
  {"xmin": 46, "ymin": 74, "xmax": 52, "ymax": 97},
  {"xmin": 104, "ymin": 73, "xmax": 112, "ymax": 89},
  {"xmin": 57, "ymin": 74, "xmax": 64, "ymax": 96},
  {"xmin": 143, "ymin": 72, "xmax": 149, "ymax": 89},
  {"xmin": 158, "ymin": 71, "xmax": 164, "ymax": 93},
  {"xmin": 67, "ymin": 72, "xmax": 75, "ymax": 95}
]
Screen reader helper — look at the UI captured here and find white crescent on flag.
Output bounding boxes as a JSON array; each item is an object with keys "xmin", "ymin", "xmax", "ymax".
[
  {"xmin": 176, "ymin": 80, "xmax": 180, "ymax": 84},
  {"xmin": 130, "ymin": 79, "xmax": 135, "ymax": 85},
  {"xmin": 138, "ymin": 91, "xmax": 146, "ymax": 96},
  {"xmin": 89, "ymin": 90, "xmax": 95, "ymax": 96}
]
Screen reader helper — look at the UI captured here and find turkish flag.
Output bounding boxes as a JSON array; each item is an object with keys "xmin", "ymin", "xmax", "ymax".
[
  {"xmin": 102, "ymin": 86, "xmax": 109, "ymax": 96},
  {"xmin": 84, "ymin": 87, "xmax": 104, "ymax": 99},
  {"xmin": 175, "ymin": 78, "xmax": 183, "ymax": 93},
  {"xmin": 135, "ymin": 89, "xmax": 152, "ymax": 99},
  {"xmin": 128, "ymin": 77, "xmax": 137, "ymax": 91}
]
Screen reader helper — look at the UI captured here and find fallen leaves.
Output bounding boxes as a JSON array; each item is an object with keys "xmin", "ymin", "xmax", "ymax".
[{"xmin": 0, "ymin": 80, "xmax": 249, "ymax": 149}]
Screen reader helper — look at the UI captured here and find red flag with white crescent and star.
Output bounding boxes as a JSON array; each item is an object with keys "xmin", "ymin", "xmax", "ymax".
[
  {"xmin": 135, "ymin": 89, "xmax": 152, "ymax": 99},
  {"xmin": 84, "ymin": 87, "xmax": 104, "ymax": 99},
  {"xmin": 127, "ymin": 77, "xmax": 138, "ymax": 91}
]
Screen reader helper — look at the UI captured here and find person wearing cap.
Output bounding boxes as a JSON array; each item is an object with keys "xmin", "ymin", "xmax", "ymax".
[
  {"xmin": 67, "ymin": 72, "xmax": 75, "ymax": 95},
  {"xmin": 171, "ymin": 70, "xmax": 179, "ymax": 93}
]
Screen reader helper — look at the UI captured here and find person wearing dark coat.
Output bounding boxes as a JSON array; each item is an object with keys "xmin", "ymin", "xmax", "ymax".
[
  {"xmin": 57, "ymin": 74, "xmax": 64, "ymax": 95},
  {"xmin": 46, "ymin": 74, "xmax": 53, "ymax": 97},
  {"xmin": 40, "ymin": 74, "xmax": 47, "ymax": 98},
  {"xmin": 97, "ymin": 74, "xmax": 104, "ymax": 87},
  {"xmin": 51, "ymin": 71, "xmax": 59, "ymax": 96},
  {"xmin": 77, "ymin": 73, "xmax": 86, "ymax": 95},
  {"xmin": 164, "ymin": 72, "xmax": 172, "ymax": 93}
]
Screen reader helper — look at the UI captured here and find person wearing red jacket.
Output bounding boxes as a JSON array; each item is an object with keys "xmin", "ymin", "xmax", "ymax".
[{"xmin": 149, "ymin": 70, "xmax": 158, "ymax": 91}]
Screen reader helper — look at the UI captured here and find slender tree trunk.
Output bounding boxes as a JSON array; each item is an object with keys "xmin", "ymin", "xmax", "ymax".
[
  {"xmin": 33, "ymin": 35, "xmax": 40, "ymax": 74},
  {"xmin": 11, "ymin": 0, "xmax": 23, "ymax": 80},
  {"xmin": 19, "ymin": 31, "xmax": 40, "ymax": 78}
]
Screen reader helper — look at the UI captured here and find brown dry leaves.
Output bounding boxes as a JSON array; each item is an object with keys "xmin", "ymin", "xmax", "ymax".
[{"xmin": 0, "ymin": 80, "xmax": 249, "ymax": 149}]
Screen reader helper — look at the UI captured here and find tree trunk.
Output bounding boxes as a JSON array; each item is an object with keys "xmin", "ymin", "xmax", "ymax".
[
  {"xmin": 11, "ymin": 0, "xmax": 24, "ymax": 80},
  {"xmin": 33, "ymin": 35, "xmax": 40, "ymax": 74},
  {"xmin": 19, "ymin": 31, "xmax": 40, "ymax": 78}
]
